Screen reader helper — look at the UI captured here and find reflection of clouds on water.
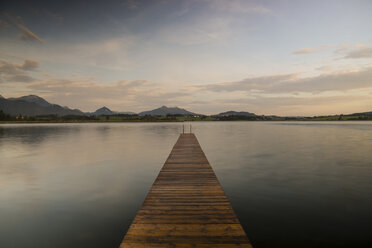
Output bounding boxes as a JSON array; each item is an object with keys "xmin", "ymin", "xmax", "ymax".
[
  {"xmin": 193, "ymin": 121, "xmax": 372, "ymax": 248},
  {"xmin": 274, "ymin": 121, "xmax": 372, "ymax": 131},
  {"xmin": 250, "ymin": 153, "xmax": 275, "ymax": 159},
  {"xmin": 0, "ymin": 123, "xmax": 183, "ymax": 248},
  {"xmin": 0, "ymin": 125, "xmax": 84, "ymax": 191},
  {"xmin": 1, "ymin": 122, "xmax": 371, "ymax": 248},
  {"xmin": 0, "ymin": 124, "xmax": 83, "ymax": 146}
]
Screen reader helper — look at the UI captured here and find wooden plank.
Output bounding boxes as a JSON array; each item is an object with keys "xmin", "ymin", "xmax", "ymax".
[{"xmin": 120, "ymin": 133, "xmax": 252, "ymax": 248}]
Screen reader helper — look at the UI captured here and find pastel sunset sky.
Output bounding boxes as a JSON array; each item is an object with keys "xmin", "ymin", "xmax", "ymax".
[{"xmin": 1, "ymin": 0, "xmax": 371, "ymax": 115}]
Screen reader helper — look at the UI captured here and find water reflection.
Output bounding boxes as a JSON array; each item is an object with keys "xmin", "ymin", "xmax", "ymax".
[
  {"xmin": 194, "ymin": 121, "xmax": 372, "ymax": 248},
  {"xmin": 0, "ymin": 124, "xmax": 83, "ymax": 146},
  {"xmin": 0, "ymin": 122, "xmax": 371, "ymax": 248},
  {"xmin": 0, "ymin": 123, "xmax": 183, "ymax": 248}
]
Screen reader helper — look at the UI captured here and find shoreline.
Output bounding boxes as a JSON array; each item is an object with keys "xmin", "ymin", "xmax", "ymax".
[{"xmin": 2, "ymin": 119, "xmax": 372, "ymax": 124}]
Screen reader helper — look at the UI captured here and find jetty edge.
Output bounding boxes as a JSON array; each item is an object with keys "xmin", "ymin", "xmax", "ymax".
[{"xmin": 120, "ymin": 133, "xmax": 252, "ymax": 247}]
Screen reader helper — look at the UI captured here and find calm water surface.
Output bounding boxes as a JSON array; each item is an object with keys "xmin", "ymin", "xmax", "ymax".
[{"xmin": 0, "ymin": 122, "xmax": 371, "ymax": 248}]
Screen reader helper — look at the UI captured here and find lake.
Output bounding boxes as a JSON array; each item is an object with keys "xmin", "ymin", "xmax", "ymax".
[{"xmin": 0, "ymin": 122, "xmax": 371, "ymax": 248}]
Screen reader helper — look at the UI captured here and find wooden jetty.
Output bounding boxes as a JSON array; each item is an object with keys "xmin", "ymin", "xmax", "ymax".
[{"xmin": 120, "ymin": 133, "xmax": 252, "ymax": 248}]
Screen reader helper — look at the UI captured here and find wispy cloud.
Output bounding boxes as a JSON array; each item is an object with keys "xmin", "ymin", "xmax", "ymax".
[
  {"xmin": 23, "ymin": 77, "xmax": 193, "ymax": 112},
  {"xmin": 121, "ymin": 0, "xmax": 139, "ymax": 9},
  {"xmin": 2, "ymin": 12, "xmax": 43, "ymax": 42},
  {"xmin": 316, "ymin": 65, "xmax": 332, "ymax": 71},
  {"xmin": 199, "ymin": 67, "xmax": 372, "ymax": 94},
  {"xmin": 0, "ymin": 54, "xmax": 191, "ymax": 111},
  {"xmin": 199, "ymin": 74, "xmax": 298, "ymax": 92},
  {"xmin": 331, "ymin": 43, "xmax": 372, "ymax": 59},
  {"xmin": 0, "ymin": 18, "xmax": 11, "ymax": 29},
  {"xmin": 44, "ymin": 10, "xmax": 63, "ymax": 22},
  {"xmin": 293, "ymin": 44, "xmax": 331, "ymax": 54},
  {"xmin": 19, "ymin": 59, "xmax": 40, "ymax": 71},
  {"xmin": 344, "ymin": 46, "xmax": 372, "ymax": 59},
  {"xmin": 206, "ymin": 0, "xmax": 270, "ymax": 14},
  {"xmin": 0, "ymin": 58, "xmax": 39, "ymax": 83},
  {"xmin": 212, "ymin": 93, "xmax": 372, "ymax": 116},
  {"xmin": 2, "ymin": 52, "xmax": 371, "ymax": 116},
  {"xmin": 25, "ymin": 77, "xmax": 149, "ymax": 110},
  {"xmin": 72, "ymin": 36, "xmax": 137, "ymax": 69},
  {"xmin": 157, "ymin": 17, "xmax": 230, "ymax": 46}
]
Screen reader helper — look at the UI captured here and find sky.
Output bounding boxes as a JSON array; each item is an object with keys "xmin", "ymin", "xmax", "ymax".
[{"xmin": 0, "ymin": 0, "xmax": 371, "ymax": 115}]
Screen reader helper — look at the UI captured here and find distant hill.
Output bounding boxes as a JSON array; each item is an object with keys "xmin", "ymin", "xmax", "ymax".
[
  {"xmin": 91, "ymin": 106, "xmax": 116, "ymax": 116},
  {"xmin": 89, "ymin": 106, "xmax": 135, "ymax": 116},
  {"xmin": 350, "ymin": 111, "xmax": 372, "ymax": 116},
  {"xmin": 139, "ymin": 106, "xmax": 196, "ymax": 116},
  {"xmin": 8, "ymin": 95, "xmax": 52, "ymax": 107},
  {"xmin": 214, "ymin": 111, "xmax": 256, "ymax": 117},
  {"xmin": 0, "ymin": 95, "xmax": 85, "ymax": 116}
]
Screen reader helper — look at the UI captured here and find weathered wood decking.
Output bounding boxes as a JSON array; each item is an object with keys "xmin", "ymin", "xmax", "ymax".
[{"xmin": 120, "ymin": 133, "xmax": 252, "ymax": 248}]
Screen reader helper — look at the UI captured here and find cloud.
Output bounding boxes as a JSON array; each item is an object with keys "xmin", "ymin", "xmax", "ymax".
[
  {"xmin": 11, "ymin": 64, "xmax": 370, "ymax": 115},
  {"xmin": 19, "ymin": 59, "xmax": 40, "ymax": 71},
  {"xmin": 335, "ymin": 43, "xmax": 366, "ymax": 53},
  {"xmin": 200, "ymin": 74, "xmax": 298, "ymax": 92},
  {"xmin": 199, "ymin": 67, "xmax": 372, "ymax": 94},
  {"xmin": 68, "ymin": 36, "xmax": 136, "ymax": 69},
  {"xmin": 26, "ymin": 78, "xmax": 148, "ymax": 108},
  {"xmin": 293, "ymin": 44, "xmax": 330, "ymax": 54},
  {"xmin": 334, "ymin": 43, "xmax": 372, "ymax": 59},
  {"xmin": 158, "ymin": 17, "xmax": 230, "ymax": 46},
  {"xmin": 0, "ymin": 19, "xmax": 11, "ymax": 28},
  {"xmin": 206, "ymin": 0, "xmax": 270, "ymax": 14},
  {"xmin": 16, "ymin": 75, "xmax": 191, "ymax": 112},
  {"xmin": 2, "ymin": 54, "xmax": 371, "ymax": 115},
  {"xmin": 122, "ymin": 0, "xmax": 139, "ymax": 9},
  {"xmin": 0, "ymin": 54, "xmax": 193, "ymax": 112},
  {"xmin": 2, "ymin": 12, "xmax": 43, "ymax": 42},
  {"xmin": 0, "ymin": 58, "xmax": 39, "ymax": 83},
  {"xmin": 44, "ymin": 10, "xmax": 63, "ymax": 22},
  {"xmin": 344, "ymin": 47, "xmax": 372, "ymax": 59},
  {"xmin": 212, "ymin": 93, "xmax": 372, "ymax": 116},
  {"xmin": 151, "ymin": 0, "xmax": 269, "ymax": 47},
  {"xmin": 316, "ymin": 65, "xmax": 332, "ymax": 71}
]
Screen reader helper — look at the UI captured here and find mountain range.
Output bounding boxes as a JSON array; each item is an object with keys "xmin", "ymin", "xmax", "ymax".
[
  {"xmin": 0, "ymin": 95, "xmax": 196, "ymax": 116},
  {"xmin": 0, "ymin": 95, "xmax": 84, "ymax": 116},
  {"xmin": 138, "ymin": 106, "xmax": 196, "ymax": 116},
  {"xmin": 213, "ymin": 111, "xmax": 256, "ymax": 117},
  {"xmin": 1, "ymin": 94, "xmax": 372, "ymax": 118}
]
